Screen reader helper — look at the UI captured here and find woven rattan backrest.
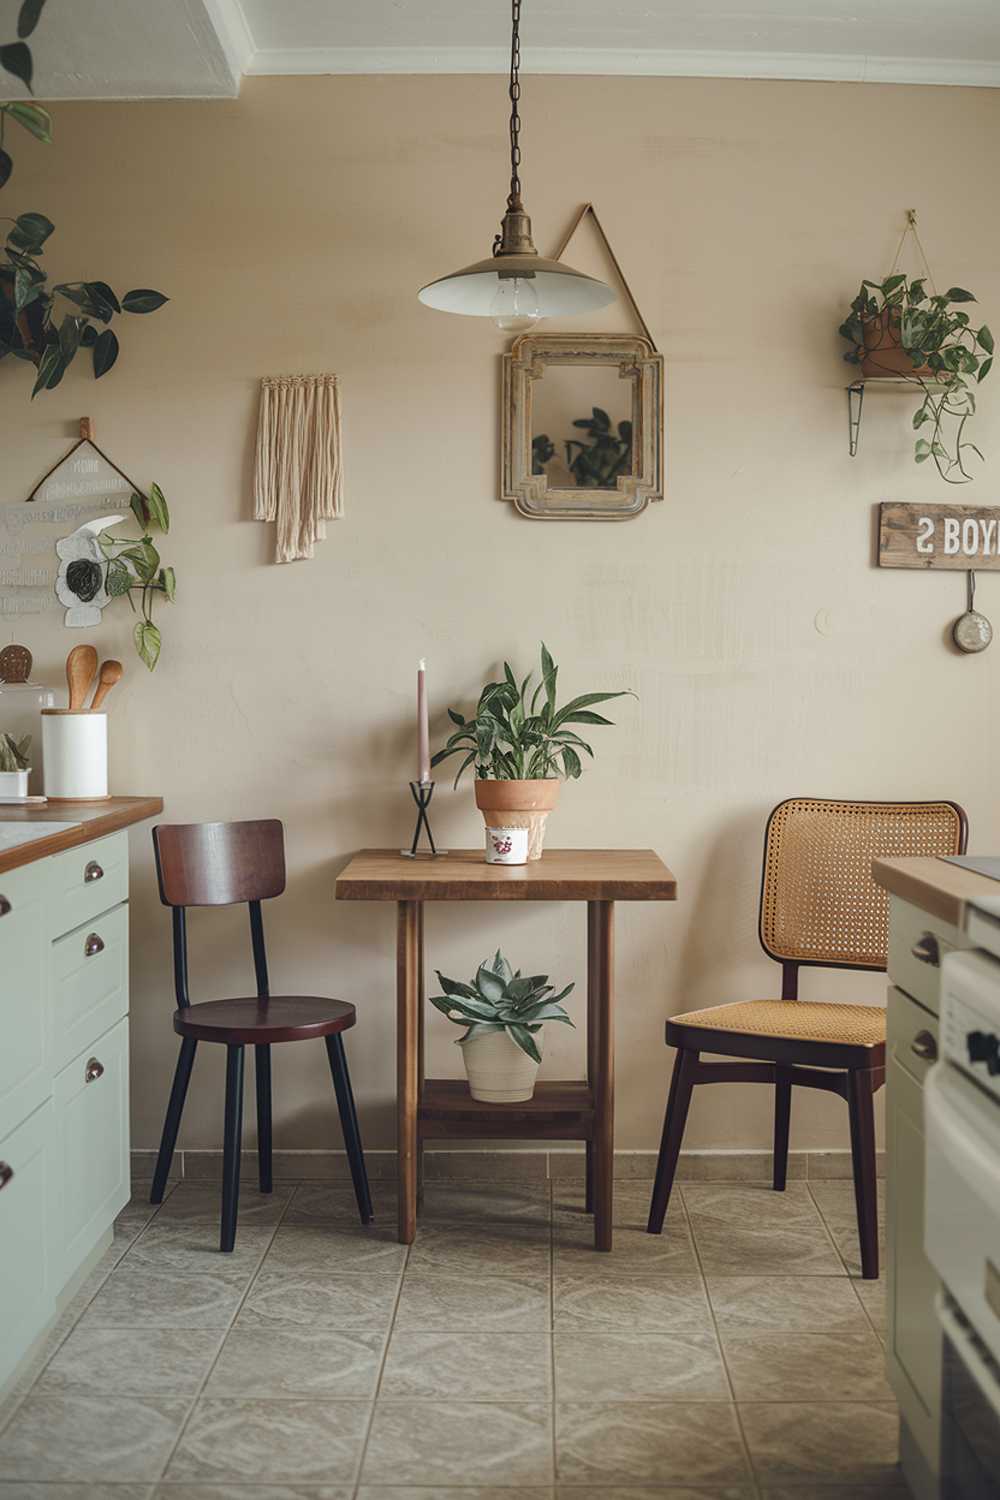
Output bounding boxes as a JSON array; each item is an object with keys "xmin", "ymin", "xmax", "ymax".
[{"xmin": 759, "ymin": 798, "xmax": 966, "ymax": 970}]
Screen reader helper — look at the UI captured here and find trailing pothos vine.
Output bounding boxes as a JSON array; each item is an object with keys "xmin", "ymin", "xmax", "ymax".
[
  {"xmin": 0, "ymin": 0, "xmax": 168, "ymax": 393},
  {"xmin": 99, "ymin": 486, "xmax": 176, "ymax": 671}
]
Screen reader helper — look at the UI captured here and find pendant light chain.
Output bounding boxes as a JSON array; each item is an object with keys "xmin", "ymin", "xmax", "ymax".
[{"xmin": 507, "ymin": 0, "xmax": 523, "ymax": 210}]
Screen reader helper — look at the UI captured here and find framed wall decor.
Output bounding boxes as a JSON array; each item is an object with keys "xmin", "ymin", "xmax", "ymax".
[{"xmin": 500, "ymin": 332, "xmax": 664, "ymax": 521}]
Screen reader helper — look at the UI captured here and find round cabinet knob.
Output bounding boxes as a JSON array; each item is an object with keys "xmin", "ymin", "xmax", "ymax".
[
  {"xmin": 84, "ymin": 1057, "xmax": 105, "ymax": 1084},
  {"xmin": 911, "ymin": 1030, "xmax": 938, "ymax": 1062},
  {"xmin": 0, "ymin": 894, "xmax": 11, "ymax": 917},
  {"xmin": 84, "ymin": 861, "xmax": 104, "ymax": 883},
  {"xmin": 911, "ymin": 933, "xmax": 940, "ymax": 967},
  {"xmin": 84, "ymin": 932, "xmax": 105, "ymax": 958},
  {"xmin": 0, "ymin": 1162, "xmax": 13, "ymax": 1190}
]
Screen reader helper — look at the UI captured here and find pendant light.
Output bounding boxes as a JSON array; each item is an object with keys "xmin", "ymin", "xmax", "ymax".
[{"xmin": 417, "ymin": 0, "xmax": 615, "ymax": 330}]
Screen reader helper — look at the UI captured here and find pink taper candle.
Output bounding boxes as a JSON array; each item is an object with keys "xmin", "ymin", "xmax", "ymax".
[{"xmin": 417, "ymin": 659, "xmax": 430, "ymax": 784}]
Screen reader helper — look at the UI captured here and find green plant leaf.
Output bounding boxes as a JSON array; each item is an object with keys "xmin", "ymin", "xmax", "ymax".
[
  {"xmin": 561, "ymin": 745, "xmax": 582, "ymax": 779},
  {"xmin": 13, "ymin": 265, "xmax": 36, "ymax": 309},
  {"xmin": 93, "ymin": 327, "xmax": 119, "ymax": 378},
  {"xmin": 134, "ymin": 619, "xmax": 161, "ymax": 671},
  {"xmin": 9, "ymin": 211, "xmax": 53, "ymax": 251},
  {"xmin": 17, "ymin": 0, "xmax": 47, "ymax": 39},
  {"xmin": 147, "ymin": 481, "xmax": 169, "ymax": 532},
  {"xmin": 5, "ymin": 100, "xmax": 51, "ymax": 142},
  {"xmin": 58, "ymin": 312, "xmax": 81, "ymax": 361},
  {"xmin": 977, "ymin": 357, "xmax": 993, "ymax": 384},
  {"xmin": 475, "ymin": 964, "xmax": 506, "ymax": 1003},
  {"xmin": 507, "ymin": 1023, "xmax": 542, "ymax": 1064},
  {"xmin": 490, "ymin": 949, "xmax": 514, "ymax": 983},
  {"xmin": 121, "ymin": 287, "xmax": 168, "ymax": 314},
  {"xmin": 447, "ymin": 707, "xmax": 465, "ymax": 727},
  {"xmin": 945, "ymin": 287, "xmax": 976, "ymax": 303},
  {"xmin": 0, "ymin": 41, "xmax": 33, "ymax": 90},
  {"xmin": 457, "ymin": 1022, "xmax": 506, "ymax": 1045},
  {"xmin": 435, "ymin": 972, "xmax": 479, "ymax": 999},
  {"xmin": 105, "ymin": 559, "xmax": 132, "ymax": 598},
  {"xmin": 978, "ymin": 326, "xmax": 994, "ymax": 355},
  {"xmin": 130, "ymin": 490, "xmax": 150, "ymax": 528},
  {"xmin": 0, "ymin": 148, "xmax": 11, "ymax": 189},
  {"xmin": 158, "ymin": 566, "xmax": 176, "ymax": 601},
  {"xmin": 30, "ymin": 339, "xmax": 60, "ymax": 397}
]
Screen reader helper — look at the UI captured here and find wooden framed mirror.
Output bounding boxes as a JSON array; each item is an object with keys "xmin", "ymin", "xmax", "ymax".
[{"xmin": 500, "ymin": 332, "xmax": 664, "ymax": 520}]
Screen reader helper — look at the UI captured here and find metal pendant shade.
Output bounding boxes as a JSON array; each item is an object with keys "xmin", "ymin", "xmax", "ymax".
[{"xmin": 417, "ymin": 0, "xmax": 614, "ymax": 323}]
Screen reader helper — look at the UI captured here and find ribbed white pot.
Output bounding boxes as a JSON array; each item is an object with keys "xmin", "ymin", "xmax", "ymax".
[{"xmin": 461, "ymin": 1027, "xmax": 541, "ymax": 1103}]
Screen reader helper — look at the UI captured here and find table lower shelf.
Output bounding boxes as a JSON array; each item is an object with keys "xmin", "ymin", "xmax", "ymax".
[{"xmin": 418, "ymin": 1079, "xmax": 594, "ymax": 1140}]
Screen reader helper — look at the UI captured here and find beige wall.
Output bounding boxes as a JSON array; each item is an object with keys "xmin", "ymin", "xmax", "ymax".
[{"xmin": 2, "ymin": 74, "xmax": 999, "ymax": 1157}]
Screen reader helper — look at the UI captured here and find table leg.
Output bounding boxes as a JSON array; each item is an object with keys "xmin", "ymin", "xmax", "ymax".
[
  {"xmin": 589, "ymin": 899, "xmax": 615, "ymax": 1251},
  {"xmin": 416, "ymin": 901, "xmax": 425, "ymax": 1213},
  {"xmin": 397, "ymin": 900, "xmax": 420, "ymax": 1244},
  {"xmin": 585, "ymin": 904, "xmax": 600, "ymax": 1215}
]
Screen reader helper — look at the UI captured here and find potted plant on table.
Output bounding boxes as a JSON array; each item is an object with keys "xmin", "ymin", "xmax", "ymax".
[
  {"xmin": 431, "ymin": 642, "xmax": 632, "ymax": 859},
  {"xmin": 431, "ymin": 949, "xmax": 575, "ymax": 1102},
  {"xmin": 839, "ymin": 273, "xmax": 993, "ymax": 483},
  {"xmin": 0, "ymin": 731, "xmax": 31, "ymax": 797}
]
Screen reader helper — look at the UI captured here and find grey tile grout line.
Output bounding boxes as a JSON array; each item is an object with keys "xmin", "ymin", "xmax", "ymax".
[
  {"xmin": 806, "ymin": 1180, "xmax": 888, "ymax": 1343},
  {"xmin": 676, "ymin": 1182, "xmax": 764, "ymax": 1500},
  {"xmin": 349, "ymin": 1202, "xmax": 414, "ymax": 1500},
  {"xmin": 0, "ymin": 1178, "xmax": 180, "ymax": 1442},
  {"xmin": 146, "ymin": 1179, "xmax": 299, "ymax": 1487}
]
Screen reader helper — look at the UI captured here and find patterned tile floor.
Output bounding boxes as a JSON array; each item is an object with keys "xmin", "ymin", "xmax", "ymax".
[{"xmin": 0, "ymin": 1176, "xmax": 902, "ymax": 1498}]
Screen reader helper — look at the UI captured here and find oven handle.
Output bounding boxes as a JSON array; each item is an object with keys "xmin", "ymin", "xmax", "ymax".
[{"xmin": 937, "ymin": 1293, "xmax": 1000, "ymax": 1420}]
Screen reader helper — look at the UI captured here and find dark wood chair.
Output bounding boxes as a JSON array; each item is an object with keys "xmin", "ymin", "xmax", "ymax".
[
  {"xmin": 149, "ymin": 819, "xmax": 373, "ymax": 1251},
  {"xmin": 646, "ymin": 797, "xmax": 967, "ymax": 1279}
]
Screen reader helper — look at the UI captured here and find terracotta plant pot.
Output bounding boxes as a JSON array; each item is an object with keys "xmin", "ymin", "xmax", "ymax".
[
  {"xmin": 460, "ymin": 1027, "xmax": 541, "ymax": 1102},
  {"xmin": 860, "ymin": 308, "xmax": 933, "ymax": 379},
  {"xmin": 474, "ymin": 778, "xmax": 559, "ymax": 861}
]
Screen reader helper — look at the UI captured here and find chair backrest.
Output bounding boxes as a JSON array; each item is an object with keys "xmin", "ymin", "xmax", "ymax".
[
  {"xmin": 759, "ymin": 797, "xmax": 967, "ymax": 975},
  {"xmin": 153, "ymin": 820, "xmax": 286, "ymax": 907}
]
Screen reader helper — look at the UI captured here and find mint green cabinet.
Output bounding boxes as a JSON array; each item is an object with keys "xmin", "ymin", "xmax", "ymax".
[
  {"xmin": 53, "ymin": 1017, "xmax": 129, "ymax": 1286},
  {"xmin": 0, "ymin": 861, "xmax": 48, "ymax": 1143},
  {"xmin": 0, "ymin": 1101, "xmax": 54, "ymax": 1390}
]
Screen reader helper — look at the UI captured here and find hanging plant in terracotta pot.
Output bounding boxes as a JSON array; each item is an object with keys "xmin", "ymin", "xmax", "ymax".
[{"xmin": 431, "ymin": 643, "xmax": 632, "ymax": 860}]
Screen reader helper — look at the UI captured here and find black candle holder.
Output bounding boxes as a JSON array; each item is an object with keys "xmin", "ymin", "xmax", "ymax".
[{"xmin": 400, "ymin": 780, "xmax": 447, "ymax": 858}]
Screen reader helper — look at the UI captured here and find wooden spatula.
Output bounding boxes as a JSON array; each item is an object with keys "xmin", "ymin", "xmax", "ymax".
[
  {"xmin": 90, "ymin": 659, "xmax": 123, "ymax": 712},
  {"xmin": 66, "ymin": 644, "xmax": 98, "ymax": 712}
]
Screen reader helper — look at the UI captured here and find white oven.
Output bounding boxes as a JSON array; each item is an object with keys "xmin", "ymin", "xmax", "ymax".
[{"xmin": 925, "ymin": 942, "xmax": 1000, "ymax": 1498}]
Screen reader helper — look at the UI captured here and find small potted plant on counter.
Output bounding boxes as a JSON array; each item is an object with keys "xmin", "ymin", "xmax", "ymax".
[
  {"xmin": 431, "ymin": 950, "xmax": 575, "ymax": 1102},
  {"xmin": 839, "ymin": 273, "xmax": 993, "ymax": 483},
  {"xmin": 431, "ymin": 642, "xmax": 632, "ymax": 859},
  {"xmin": 0, "ymin": 731, "xmax": 31, "ymax": 797}
]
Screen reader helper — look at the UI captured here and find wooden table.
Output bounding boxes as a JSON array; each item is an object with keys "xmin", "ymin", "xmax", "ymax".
[{"xmin": 335, "ymin": 848, "xmax": 677, "ymax": 1249}]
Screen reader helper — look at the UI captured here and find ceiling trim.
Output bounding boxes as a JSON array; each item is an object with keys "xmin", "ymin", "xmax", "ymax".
[
  {"xmin": 244, "ymin": 44, "xmax": 1000, "ymax": 88},
  {"xmin": 199, "ymin": 0, "xmax": 255, "ymax": 84}
]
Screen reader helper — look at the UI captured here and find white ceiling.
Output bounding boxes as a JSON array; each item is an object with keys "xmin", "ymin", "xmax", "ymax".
[{"xmin": 9, "ymin": 0, "xmax": 1000, "ymax": 98}]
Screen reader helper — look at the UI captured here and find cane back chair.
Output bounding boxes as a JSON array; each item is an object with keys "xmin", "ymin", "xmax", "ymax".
[
  {"xmin": 148, "ymin": 819, "xmax": 373, "ymax": 1251},
  {"xmin": 646, "ymin": 797, "xmax": 967, "ymax": 1278}
]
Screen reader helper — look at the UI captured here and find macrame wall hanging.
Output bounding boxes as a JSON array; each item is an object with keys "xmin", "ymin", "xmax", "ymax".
[{"xmin": 252, "ymin": 374, "xmax": 343, "ymax": 563}]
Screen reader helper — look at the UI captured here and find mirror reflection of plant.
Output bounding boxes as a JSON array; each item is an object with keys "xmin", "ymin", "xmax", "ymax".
[
  {"xmin": 97, "ymin": 485, "xmax": 176, "ymax": 671},
  {"xmin": 0, "ymin": 731, "xmax": 30, "ymax": 771},
  {"xmin": 0, "ymin": 0, "xmax": 168, "ymax": 394},
  {"xmin": 432, "ymin": 641, "xmax": 633, "ymax": 786},
  {"xmin": 531, "ymin": 433, "xmax": 555, "ymax": 474},
  {"xmin": 430, "ymin": 949, "xmax": 575, "ymax": 1065},
  {"xmin": 565, "ymin": 406, "xmax": 633, "ymax": 487},
  {"xmin": 839, "ymin": 274, "xmax": 993, "ymax": 483}
]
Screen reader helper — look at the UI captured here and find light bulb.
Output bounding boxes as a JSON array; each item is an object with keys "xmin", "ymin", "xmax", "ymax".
[{"xmin": 491, "ymin": 276, "xmax": 541, "ymax": 332}]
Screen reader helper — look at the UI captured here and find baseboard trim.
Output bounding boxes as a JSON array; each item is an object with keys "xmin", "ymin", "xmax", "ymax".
[{"xmin": 132, "ymin": 1146, "xmax": 885, "ymax": 1184}]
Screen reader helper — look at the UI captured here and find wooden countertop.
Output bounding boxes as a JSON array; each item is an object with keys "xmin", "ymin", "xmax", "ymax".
[
  {"xmin": 336, "ymin": 848, "xmax": 677, "ymax": 902},
  {"xmin": 873, "ymin": 855, "xmax": 999, "ymax": 929},
  {"xmin": 0, "ymin": 796, "xmax": 163, "ymax": 874}
]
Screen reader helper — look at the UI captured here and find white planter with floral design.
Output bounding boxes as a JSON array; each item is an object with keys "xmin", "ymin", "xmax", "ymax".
[{"xmin": 460, "ymin": 1026, "xmax": 542, "ymax": 1103}]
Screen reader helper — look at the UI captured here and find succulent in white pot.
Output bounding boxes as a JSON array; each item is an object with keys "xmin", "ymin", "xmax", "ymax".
[
  {"xmin": 0, "ymin": 731, "xmax": 31, "ymax": 797},
  {"xmin": 430, "ymin": 949, "xmax": 575, "ymax": 1103}
]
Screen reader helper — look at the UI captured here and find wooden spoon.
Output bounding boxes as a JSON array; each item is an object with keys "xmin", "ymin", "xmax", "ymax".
[
  {"xmin": 90, "ymin": 659, "xmax": 123, "ymax": 712},
  {"xmin": 66, "ymin": 644, "xmax": 98, "ymax": 712}
]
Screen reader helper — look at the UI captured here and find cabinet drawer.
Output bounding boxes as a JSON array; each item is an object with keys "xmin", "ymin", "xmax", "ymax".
[
  {"xmin": 888, "ymin": 984, "xmax": 940, "ymax": 1087},
  {"xmin": 0, "ymin": 860, "xmax": 48, "ymax": 1142},
  {"xmin": 887, "ymin": 894, "xmax": 961, "ymax": 1018},
  {"xmin": 53, "ymin": 1017, "xmax": 129, "ymax": 1290},
  {"xmin": 47, "ymin": 832, "xmax": 128, "ymax": 941},
  {"xmin": 0, "ymin": 1100, "xmax": 54, "ymax": 1390},
  {"xmin": 51, "ymin": 903, "xmax": 128, "ymax": 1074}
]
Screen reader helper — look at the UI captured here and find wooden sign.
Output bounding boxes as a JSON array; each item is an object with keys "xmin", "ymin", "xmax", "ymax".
[{"xmin": 879, "ymin": 502, "xmax": 1000, "ymax": 571}]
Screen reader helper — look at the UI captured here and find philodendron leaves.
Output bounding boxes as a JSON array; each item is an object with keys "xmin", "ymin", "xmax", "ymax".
[{"xmin": 429, "ymin": 951, "xmax": 575, "ymax": 1062}]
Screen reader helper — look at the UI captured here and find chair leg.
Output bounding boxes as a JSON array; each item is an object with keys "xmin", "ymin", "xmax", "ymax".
[
  {"xmin": 255, "ymin": 1043, "xmax": 273, "ymax": 1194},
  {"xmin": 150, "ymin": 1037, "xmax": 197, "ymax": 1204},
  {"xmin": 773, "ymin": 1067, "xmax": 792, "ymax": 1191},
  {"xmin": 325, "ymin": 1033, "xmax": 374, "ymax": 1225},
  {"xmin": 846, "ymin": 1067, "xmax": 879, "ymax": 1280},
  {"xmin": 647, "ymin": 1048, "xmax": 699, "ymax": 1235},
  {"xmin": 221, "ymin": 1045, "xmax": 245, "ymax": 1253}
]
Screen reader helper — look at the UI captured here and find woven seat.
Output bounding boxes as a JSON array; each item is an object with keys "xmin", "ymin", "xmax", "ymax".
[
  {"xmin": 672, "ymin": 1000, "xmax": 885, "ymax": 1050},
  {"xmin": 648, "ymin": 796, "xmax": 967, "ymax": 1279}
]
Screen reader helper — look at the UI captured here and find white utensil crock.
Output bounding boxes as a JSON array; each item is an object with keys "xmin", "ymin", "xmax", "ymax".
[
  {"xmin": 41, "ymin": 710, "xmax": 109, "ymax": 800},
  {"xmin": 460, "ymin": 1027, "xmax": 541, "ymax": 1102}
]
